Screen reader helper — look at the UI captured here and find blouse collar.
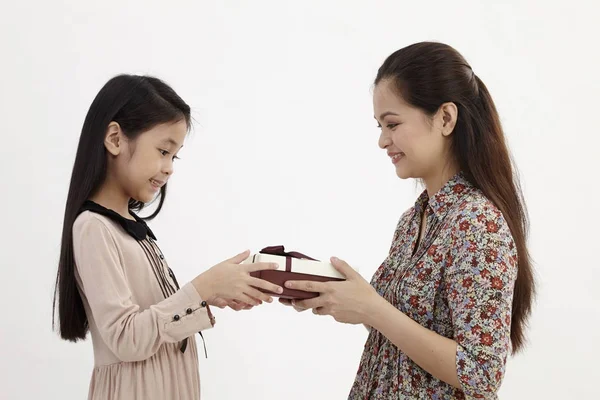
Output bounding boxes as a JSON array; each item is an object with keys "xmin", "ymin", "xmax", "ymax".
[
  {"xmin": 79, "ymin": 200, "xmax": 157, "ymax": 241},
  {"xmin": 414, "ymin": 171, "xmax": 473, "ymax": 219}
]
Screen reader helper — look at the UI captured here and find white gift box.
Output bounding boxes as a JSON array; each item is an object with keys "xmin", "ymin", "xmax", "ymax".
[
  {"xmin": 243, "ymin": 246, "xmax": 355, "ymax": 299},
  {"xmin": 247, "ymin": 252, "xmax": 346, "ymax": 279}
]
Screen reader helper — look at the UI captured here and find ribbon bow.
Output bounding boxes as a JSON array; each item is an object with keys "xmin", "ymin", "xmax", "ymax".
[{"xmin": 259, "ymin": 245, "xmax": 318, "ymax": 272}]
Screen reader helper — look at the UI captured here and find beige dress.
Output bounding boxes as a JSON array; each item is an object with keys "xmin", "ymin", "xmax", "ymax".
[{"xmin": 72, "ymin": 201, "xmax": 215, "ymax": 400}]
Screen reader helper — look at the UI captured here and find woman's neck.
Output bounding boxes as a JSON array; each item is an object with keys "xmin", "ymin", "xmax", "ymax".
[{"xmin": 423, "ymin": 162, "xmax": 460, "ymax": 197}]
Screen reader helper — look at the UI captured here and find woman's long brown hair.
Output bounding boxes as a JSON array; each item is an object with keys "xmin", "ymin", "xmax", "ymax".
[{"xmin": 376, "ymin": 42, "xmax": 535, "ymax": 353}]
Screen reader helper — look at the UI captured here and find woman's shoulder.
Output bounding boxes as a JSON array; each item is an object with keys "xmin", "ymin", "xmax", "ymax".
[
  {"xmin": 391, "ymin": 206, "xmax": 416, "ymax": 233},
  {"xmin": 449, "ymin": 188, "xmax": 513, "ymax": 243}
]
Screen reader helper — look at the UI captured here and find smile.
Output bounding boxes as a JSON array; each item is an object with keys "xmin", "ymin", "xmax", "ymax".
[
  {"xmin": 389, "ymin": 152, "xmax": 405, "ymax": 164},
  {"xmin": 149, "ymin": 179, "xmax": 165, "ymax": 189}
]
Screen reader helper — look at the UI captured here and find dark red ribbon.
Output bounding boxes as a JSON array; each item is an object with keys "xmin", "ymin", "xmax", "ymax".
[{"xmin": 259, "ymin": 245, "xmax": 318, "ymax": 272}]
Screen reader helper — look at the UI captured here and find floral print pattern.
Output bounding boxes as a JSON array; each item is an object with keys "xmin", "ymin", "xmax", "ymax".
[{"xmin": 348, "ymin": 172, "xmax": 518, "ymax": 399}]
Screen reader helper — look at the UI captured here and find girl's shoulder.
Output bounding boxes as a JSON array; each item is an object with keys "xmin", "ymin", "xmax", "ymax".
[
  {"xmin": 72, "ymin": 211, "xmax": 122, "ymax": 245},
  {"xmin": 74, "ymin": 210, "xmax": 116, "ymax": 232}
]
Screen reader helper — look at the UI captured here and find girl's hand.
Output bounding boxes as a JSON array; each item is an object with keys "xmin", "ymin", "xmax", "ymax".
[
  {"xmin": 278, "ymin": 298, "xmax": 308, "ymax": 312},
  {"xmin": 212, "ymin": 297, "xmax": 256, "ymax": 311},
  {"xmin": 283, "ymin": 257, "xmax": 380, "ymax": 325},
  {"xmin": 193, "ymin": 250, "xmax": 283, "ymax": 306}
]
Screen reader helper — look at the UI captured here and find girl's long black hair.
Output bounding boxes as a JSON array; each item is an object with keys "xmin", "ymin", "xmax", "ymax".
[{"xmin": 52, "ymin": 74, "xmax": 191, "ymax": 341}]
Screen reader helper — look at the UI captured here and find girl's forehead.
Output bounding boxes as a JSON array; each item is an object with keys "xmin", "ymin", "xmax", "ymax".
[{"xmin": 142, "ymin": 120, "xmax": 187, "ymax": 146}]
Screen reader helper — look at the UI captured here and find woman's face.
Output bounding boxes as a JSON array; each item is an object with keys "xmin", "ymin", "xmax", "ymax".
[{"xmin": 373, "ymin": 79, "xmax": 456, "ymax": 186}]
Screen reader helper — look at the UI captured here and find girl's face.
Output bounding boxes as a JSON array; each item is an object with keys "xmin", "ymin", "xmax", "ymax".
[
  {"xmin": 373, "ymin": 79, "xmax": 456, "ymax": 189},
  {"xmin": 106, "ymin": 120, "xmax": 187, "ymax": 204}
]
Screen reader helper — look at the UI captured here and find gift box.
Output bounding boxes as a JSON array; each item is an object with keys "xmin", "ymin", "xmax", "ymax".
[{"xmin": 246, "ymin": 245, "xmax": 346, "ymax": 300}]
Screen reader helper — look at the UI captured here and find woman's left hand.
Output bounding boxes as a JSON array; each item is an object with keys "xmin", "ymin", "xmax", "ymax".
[{"xmin": 284, "ymin": 257, "xmax": 381, "ymax": 325}]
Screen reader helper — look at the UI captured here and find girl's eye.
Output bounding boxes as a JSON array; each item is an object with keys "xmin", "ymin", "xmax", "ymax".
[{"xmin": 159, "ymin": 149, "xmax": 180, "ymax": 161}]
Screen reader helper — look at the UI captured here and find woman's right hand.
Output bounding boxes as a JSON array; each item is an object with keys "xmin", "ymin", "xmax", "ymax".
[{"xmin": 192, "ymin": 250, "xmax": 283, "ymax": 306}]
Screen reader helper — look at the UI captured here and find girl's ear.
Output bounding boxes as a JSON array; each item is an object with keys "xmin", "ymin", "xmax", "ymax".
[{"xmin": 104, "ymin": 122, "xmax": 122, "ymax": 156}]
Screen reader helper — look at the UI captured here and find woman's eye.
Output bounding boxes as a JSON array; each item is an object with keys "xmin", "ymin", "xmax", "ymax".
[
  {"xmin": 376, "ymin": 122, "xmax": 400, "ymax": 129},
  {"xmin": 159, "ymin": 149, "xmax": 169, "ymax": 156}
]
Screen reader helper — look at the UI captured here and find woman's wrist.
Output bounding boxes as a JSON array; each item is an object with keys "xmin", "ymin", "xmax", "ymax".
[{"xmin": 361, "ymin": 290, "xmax": 388, "ymax": 327}]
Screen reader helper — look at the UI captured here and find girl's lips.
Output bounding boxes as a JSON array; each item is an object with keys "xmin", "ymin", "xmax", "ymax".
[{"xmin": 149, "ymin": 178, "xmax": 165, "ymax": 190}]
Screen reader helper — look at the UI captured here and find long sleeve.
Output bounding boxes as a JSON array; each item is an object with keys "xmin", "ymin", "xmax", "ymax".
[
  {"xmin": 73, "ymin": 215, "xmax": 214, "ymax": 363},
  {"xmin": 445, "ymin": 206, "xmax": 518, "ymax": 398}
]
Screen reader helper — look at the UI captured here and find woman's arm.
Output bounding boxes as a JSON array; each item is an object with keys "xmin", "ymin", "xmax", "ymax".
[
  {"xmin": 364, "ymin": 209, "xmax": 517, "ymax": 396},
  {"xmin": 439, "ymin": 210, "xmax": 518, "ymax": 396},
  {"xmin": 363, "ymin": 296, "xmax": 461, "ymax": 387},
  {"xmin": 288, "ymin": 209, "xmax": 517, "ymax": 397}
]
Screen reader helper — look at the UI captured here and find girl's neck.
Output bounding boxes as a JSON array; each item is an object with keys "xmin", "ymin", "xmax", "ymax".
[{"xmin": 89, "ymin": 179, "xmax": 134, "ymax": 220}]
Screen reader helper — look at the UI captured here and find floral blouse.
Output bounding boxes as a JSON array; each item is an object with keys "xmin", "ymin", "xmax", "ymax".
[{"xmin": 348, "ymin": 172, "xmax": 518, "ymax": 399}]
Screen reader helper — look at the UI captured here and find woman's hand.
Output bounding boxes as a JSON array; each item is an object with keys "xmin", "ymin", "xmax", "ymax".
[
  {"xmin": 283, "ymin": 257, "xmax": 381, "ymax": 325},
  {"xmin": 193, "ymin": 250, "xmax": 284, "ymax": 306}
]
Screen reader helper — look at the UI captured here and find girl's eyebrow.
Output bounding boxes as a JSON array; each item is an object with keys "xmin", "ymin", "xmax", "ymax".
[{"xmin": 160, "ymin": 138, "xmax": 183, "ymax": 149}]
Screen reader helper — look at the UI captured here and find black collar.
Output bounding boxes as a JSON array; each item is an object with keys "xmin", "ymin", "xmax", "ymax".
[{"xmin": 79, "ymin": 200, "xmax": 156, "ymax": 241}]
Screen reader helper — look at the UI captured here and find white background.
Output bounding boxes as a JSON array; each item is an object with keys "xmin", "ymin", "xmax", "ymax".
[{"xmin": 1, "ymin": 0, "xmax": 599, "ymax": 399}]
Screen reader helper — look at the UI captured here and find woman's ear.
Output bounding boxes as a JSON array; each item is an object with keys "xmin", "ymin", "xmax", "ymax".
[
  {"xmin": 438, "ymin": 102, "xmax": 458, "ymax": 137},
  {"xmin": 104, "ymin": 122, "xmax": 122, "ymax": 156}
]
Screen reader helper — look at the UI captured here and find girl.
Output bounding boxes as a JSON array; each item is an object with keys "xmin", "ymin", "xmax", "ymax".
[
  {"xmin": 52, "ymin": 74, "xmax": 283, "ymax": 400},
  {"xmin": 282, "ymin": 42, "xmax": 535, "ymax": 399}
]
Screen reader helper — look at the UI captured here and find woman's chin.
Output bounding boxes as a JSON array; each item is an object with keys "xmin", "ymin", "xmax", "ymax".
[{"xmin": 394, "ymin": 165, "xmax": 412, "ymax": 180}]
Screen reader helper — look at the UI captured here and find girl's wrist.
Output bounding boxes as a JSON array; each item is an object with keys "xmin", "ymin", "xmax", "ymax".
[{"xmin": 192, "ymin": 272, "xmax": 215, "ymax": 304}]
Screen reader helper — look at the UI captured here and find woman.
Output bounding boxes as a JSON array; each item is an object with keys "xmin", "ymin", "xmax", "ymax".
[{"xmin": 281, "ymin": 42, "xmax": 535, "ymax": 399}]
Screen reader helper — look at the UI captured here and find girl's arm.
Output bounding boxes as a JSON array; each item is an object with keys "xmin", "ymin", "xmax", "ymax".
[{"xmin": 73, "ymin": 216, "xmax": 215, "ymax": 362}]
